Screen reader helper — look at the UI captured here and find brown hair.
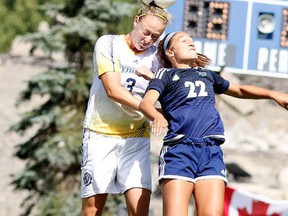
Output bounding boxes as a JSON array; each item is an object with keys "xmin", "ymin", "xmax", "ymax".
[{"xmin": 157, "ymin": 32, "xmax": 212, "ymax": 68}]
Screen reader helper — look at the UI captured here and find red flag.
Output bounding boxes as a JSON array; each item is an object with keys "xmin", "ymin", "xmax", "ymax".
[{"xmin": 224, "ymin": 186, "xmax": 288, "ymax": 216}]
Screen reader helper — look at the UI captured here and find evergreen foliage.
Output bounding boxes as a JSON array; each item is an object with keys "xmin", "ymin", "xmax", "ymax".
[
  {"xmin": 10, "ymin": 0, "xmax": 138, "ymax": 215},
  {"xmin": 0, "ymin": 0, "xmax": 64, "ymax": 52}
]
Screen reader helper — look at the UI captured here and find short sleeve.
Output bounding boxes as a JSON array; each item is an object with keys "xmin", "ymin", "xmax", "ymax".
[
  {"xmin": 211, "ymin": 71, "xmax": 230, "ymax": 94},
  {"xmin": 94, "ymin": 35, "xmax": 121, "ymax": 77}
]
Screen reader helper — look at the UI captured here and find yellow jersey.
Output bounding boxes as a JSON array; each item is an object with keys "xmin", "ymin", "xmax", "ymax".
[{"xmin": 83, "ymin": 35, "xmax": 161, "ymax": 138}]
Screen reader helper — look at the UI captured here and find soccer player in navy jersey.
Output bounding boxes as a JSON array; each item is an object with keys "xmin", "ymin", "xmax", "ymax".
[{"xmin": 139, "ymin": 31, "xmax": 288, "ymax": 216}]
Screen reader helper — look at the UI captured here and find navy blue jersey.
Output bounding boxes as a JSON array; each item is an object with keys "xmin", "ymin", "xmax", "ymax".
[{"xmin": 146, "ymin": 67, "xmax": 230, "ymax": 144}]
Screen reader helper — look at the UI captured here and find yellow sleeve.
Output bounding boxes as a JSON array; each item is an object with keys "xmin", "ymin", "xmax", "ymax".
[{"xmin": 94, "ymin": 35, "xmax": 121, "ymax": 76}]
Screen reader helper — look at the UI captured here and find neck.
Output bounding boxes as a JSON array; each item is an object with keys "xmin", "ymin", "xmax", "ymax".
[{"xmin": 172, "ymin": 60, "xmax": 194, "ymax": 68}]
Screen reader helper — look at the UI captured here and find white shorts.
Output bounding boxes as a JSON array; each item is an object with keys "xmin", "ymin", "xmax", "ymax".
[{"xmin": 80, "ymin": 129, "xmax": 152, "ymax": 198}]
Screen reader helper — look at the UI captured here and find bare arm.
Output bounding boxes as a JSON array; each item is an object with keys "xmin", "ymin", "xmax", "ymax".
[
  {"xmin": 225, "ymin": 82, "xmax": 288, "ymax": 110},
  {"xmin": 139, "ymin": 89, "xmax": 168, "ymax": 136},
  {"xmin": 100, "ymin": 71, "xmax": 141, "ymax": 110}
]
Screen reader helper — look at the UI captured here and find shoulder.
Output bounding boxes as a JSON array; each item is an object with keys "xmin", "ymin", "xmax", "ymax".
[
  {"xmin": 154, "ymin": 68, "xmax": 177, "ymax": 79},
  {"xmin": 97, "ymin": 34, "xmax": 121, "ymax": 41},
  {"xmin": 95, "ymin": 34, "xmax": 122, "ymax": 48},
  {"xmin": 94, "ymin": 35, "xmax": 125, "ymax": 55},
  {"xmin": 196, "ymin": 68, "xmax": 230, "ymax": 92},
  {"xmin": 97, "ymin": 35, "xmax": 112, "ymax": 43}
]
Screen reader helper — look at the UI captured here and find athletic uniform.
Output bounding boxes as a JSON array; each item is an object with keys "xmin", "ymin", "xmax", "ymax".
[
  {"xmin": 146, "ymin": 67, "xmax": 230, "ymax": 183},
  {"xmin": 81, "ymin": 34, "xmax": 160, "ymax": 198}
]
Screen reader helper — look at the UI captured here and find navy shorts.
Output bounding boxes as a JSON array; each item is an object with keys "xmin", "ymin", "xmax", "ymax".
[{"xmin": 158, "ymin": 138, "xmax": 228, "ymax": 183}]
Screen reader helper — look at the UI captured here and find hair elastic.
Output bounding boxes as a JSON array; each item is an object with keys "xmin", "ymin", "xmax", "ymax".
[
  {"xmin": 138, "ymin": 13, "xmax": 167, "ymax": 21},
  {"xmin": 163, "ymin": 32, "xmax": 177, "ymax": 54}
]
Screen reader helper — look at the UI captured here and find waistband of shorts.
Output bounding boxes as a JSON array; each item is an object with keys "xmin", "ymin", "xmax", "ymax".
[
  {"xmin": 163, "ymin": 136, "xmax": 223, "ymax": 146},
  {"xmin": 83, "ymin": 128, "xmax": 150, "ymax": 140}
]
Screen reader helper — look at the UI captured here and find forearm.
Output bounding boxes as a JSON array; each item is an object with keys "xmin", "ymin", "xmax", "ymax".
[
  {"xmin": 100, "ymin": 71, "xmax": 141, "ymax": 110},
  {"xmin": 237, "ymin": 85, "xmax": 277, "ymax": 99},
  {"xmin": 140, "ymin": 99, "xmax": 169, "ymax": 136},
  {"xmin": 226, "ymin": 82, "xmax": 288, "ymax": 110},
  {"xmin": 107, "ymin": 86, "xmax": 141, "ymax": 110},
  {"xmin": 139, "ymin": 100, "xmax": 161, "ymax": 121}
]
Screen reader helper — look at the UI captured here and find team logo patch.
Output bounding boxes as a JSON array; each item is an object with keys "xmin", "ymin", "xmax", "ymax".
[
  {"xmin": 83, "ymin": 172, "xmax": 93, "ymax": 186},
  {"xmin": 197, "ymin": 72, "xmax": 207, "ymax": 77}
]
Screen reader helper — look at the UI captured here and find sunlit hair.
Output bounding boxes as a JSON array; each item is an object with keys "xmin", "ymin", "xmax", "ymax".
[
  {"xmin": 137, "ymin": 4, "xmax": 172, "ymax": 24},
  {"xmin": 157, "ymin": 32, "xmax": 212, "ymax": 68}
]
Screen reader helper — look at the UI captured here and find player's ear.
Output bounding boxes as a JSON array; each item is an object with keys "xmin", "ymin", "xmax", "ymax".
[
  {"xmin": 134, "ymin": 16, "xmax": 140, "ymax": 26},
  {"xmin": 166, "ymin": 49, "xmax": 174, "ymax": 58}
]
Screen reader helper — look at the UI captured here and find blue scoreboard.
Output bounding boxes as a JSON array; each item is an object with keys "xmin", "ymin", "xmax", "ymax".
[{"xmin": 166, "ymin": 0, "xmax": 288, "ymax": 78}]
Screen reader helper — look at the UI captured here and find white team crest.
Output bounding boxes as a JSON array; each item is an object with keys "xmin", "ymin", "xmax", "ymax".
[{"xmin": 172, "ymin": 74, "xmax": 179, "ymax": 81}]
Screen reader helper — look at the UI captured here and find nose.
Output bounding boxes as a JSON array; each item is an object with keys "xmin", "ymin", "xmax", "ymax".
[{"xmin": 143, "ymin": 35, "xmax": 153, "ymax": 44}]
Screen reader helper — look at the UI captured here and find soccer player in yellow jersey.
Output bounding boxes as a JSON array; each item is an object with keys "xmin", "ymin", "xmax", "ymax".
[{"xmin": 80, "ymin": 4, "xmax": 171, "ymax": 216}]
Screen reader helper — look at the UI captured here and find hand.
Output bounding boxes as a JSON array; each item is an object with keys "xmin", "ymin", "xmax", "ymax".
[
  {"xmin": 151, "ymin": 115, "xmax": 168, "ymax": 136},
  {"xmin": 274, "ymin": 92, "xmax": 288, "ymax": 110},
  {"xmin": 135, "ymin": 66, "xmax": 154, "ymax": 81}
]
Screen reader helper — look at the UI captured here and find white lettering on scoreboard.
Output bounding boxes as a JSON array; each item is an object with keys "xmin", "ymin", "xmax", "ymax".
[
  {"xmin": 195, "ymin": 41, "xmax": 228, "ymax": 67},
  {"xmin": 195, "ymin": 41, "xmax": 288, "ymax": 74},
  {"xmin": 257, "ymin": 48, "xmax": 288, "ymax": 73}
]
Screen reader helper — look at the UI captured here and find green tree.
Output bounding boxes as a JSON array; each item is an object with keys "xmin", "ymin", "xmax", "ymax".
[
  {"xmin": 0, "ymin": 0, "xmax": 64, "ymax": 52},
  {"xmin": 10, "ymin": 0, "xmax": 138, "ymax": 215}
]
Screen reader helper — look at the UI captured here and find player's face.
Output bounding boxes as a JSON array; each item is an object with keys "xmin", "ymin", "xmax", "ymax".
[
  {"xmin": 131, "ymin": 15, "xmax": 166, "ymax": 52},
  {"xmin": 169, "ymin": 32, "xmax": 198, "ymax": 63}
]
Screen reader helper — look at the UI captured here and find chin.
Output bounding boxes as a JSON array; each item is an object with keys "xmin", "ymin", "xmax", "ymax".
[
  {"xmin": 133, "ymin": 45, "xmax": 143, "ymax": 52},
  {"xmin": 191, "ymin": 52, "xmax": 198, "ymax": 58}
]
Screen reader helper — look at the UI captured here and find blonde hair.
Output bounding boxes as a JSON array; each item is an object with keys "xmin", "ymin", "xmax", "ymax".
[
  {"xmin": 137, "ymin": 4, "xmax": 172, "ymax": 24},
  {"xmin": 157, "ymin": 32, "xmax": 212, "ymax": 68}
]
